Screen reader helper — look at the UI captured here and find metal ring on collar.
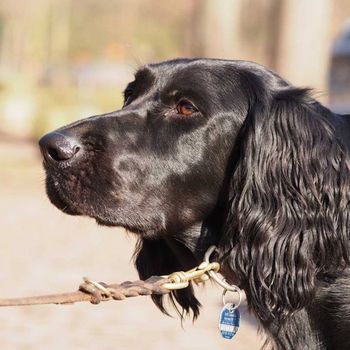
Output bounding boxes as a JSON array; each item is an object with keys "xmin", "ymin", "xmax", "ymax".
[
  {"xmin": 204, "ymin": 245, "xmax": 242, "ymax": 293},
  {"xmin": 222, "ymin": 288, "xmax": 243, "ymax": 309}
]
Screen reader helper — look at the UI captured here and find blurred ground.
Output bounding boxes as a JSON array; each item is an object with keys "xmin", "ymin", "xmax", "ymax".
[{"xmin": 0, "ymin": 139, "xmax": 264, "ymax": 350}]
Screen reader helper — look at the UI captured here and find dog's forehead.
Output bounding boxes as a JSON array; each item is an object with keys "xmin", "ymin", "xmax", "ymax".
[
  {"xmin": 136, "ymin": 60, "xmax": 203, "ymax": 84},
  {"xmin": 135, "ymin": 58, "xmax": 238, "ymax": 93},
  {"xmin": 130, "ymin": 58, "xmax": 288, "ymax": 102},
  {"xmin": 145, "ymin": 58, "xmax": 233, "ymax": 80},
  {"xmin": 142, "ymin": 58, "xmax": 288, "ymax": 90}
]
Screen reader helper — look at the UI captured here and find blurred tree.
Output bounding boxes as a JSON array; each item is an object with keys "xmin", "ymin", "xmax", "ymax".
[
  {"xmin": 47, "ymin": 0, "xmax": 71, "ymax": 67},
  {"xmin": 276, "ymin": 0, "xmax": 332, "ymax": 96}
]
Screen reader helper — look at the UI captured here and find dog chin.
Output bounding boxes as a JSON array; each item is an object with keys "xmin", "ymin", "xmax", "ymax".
[
  {"xmin": 95, "ymin": 217, "xmax": 159, "ymax": 237},
  {"xmin": 46, "ymin": 183, "xmax": 81, "ymax": 216},
  {"xmin": 49, "ymin": 195, "xmax": 81, "ymax": 216},
  {"xmin": 95, "ymin": 217, "xmax": 119, "ymax": 227},
  {"xmin": 95, "ymin": 217, "xmax": 143, "ymax": 233}
]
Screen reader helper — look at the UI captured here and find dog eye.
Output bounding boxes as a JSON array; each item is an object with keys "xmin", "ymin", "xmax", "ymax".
[
  {"xmin": 124, "ymin": 95, "xmax": 132, "ymax": 106},
  {"xmin": 123, "ymin": 88, "xmax": 134, "ymax": 106},
  {"xmin": 176, "ymin": 100, "xmax": 198, "ymax": 116}
]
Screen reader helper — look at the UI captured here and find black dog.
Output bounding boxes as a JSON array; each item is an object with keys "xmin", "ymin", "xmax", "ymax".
[{"xmin": 39, "ymin": 58, "xmax": 350, "ymax": 350}]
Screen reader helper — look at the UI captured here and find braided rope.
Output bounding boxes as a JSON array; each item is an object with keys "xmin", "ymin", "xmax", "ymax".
[
  {"xmin": 0, "ymin": 246, "xmax": 243, "ymax": 308},
  {"xmin": 0, "ymin": 259, "xmax": 222, "ymax": 307},
  {"xmin": 0, "ymin": 276, "xmax": 171, "ymax": 307},
  {"xmin": 79, "ymin": 276, "xmax": 171, "ymax": 304}
]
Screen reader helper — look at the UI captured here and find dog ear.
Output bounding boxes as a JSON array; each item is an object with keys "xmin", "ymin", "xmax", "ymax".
[
  {"xmin": 134, "ymin": 238, "xmax": 201, "ymax": 319},
  {"xmin": 221, "ymin": 87, "xmax": 350, "ymax": 321}
]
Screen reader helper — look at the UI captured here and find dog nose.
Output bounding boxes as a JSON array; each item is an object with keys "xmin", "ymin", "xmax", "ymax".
[{"xmin": 39, "ymin": 132, "xmax": 81, "ymax": 163}]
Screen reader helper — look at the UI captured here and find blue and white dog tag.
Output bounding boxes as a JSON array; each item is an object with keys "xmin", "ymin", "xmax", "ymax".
[{"xmin": 219, "ymin": 304, "xmax": 240, "ymax": 339}]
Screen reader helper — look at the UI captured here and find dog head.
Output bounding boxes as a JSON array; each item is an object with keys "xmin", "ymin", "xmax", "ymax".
[
  {"xmin": 39, "ymin": 59, "xmax": 275, "ymax": 237},
  {"xmin": 39, "ymin": 58, "xmax": 350, "ymax": 321}
]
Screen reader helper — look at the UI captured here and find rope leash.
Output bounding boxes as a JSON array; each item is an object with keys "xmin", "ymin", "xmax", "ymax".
[
  {"xmin": 0, "ymin": 276, "xmax": 170, "ymax": 307},
  {"xmin": 0, "ymin": 246, "xmax": 244, "ymax": 341},
  {"xmin": 0, "ymin": 246, "xmax": 243, "ymax": 308},
  {"xmin": 79, "ymin": 246, "xmax": 242, "ymax": 306}
]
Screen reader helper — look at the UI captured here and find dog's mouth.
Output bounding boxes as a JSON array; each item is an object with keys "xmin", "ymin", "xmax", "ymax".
[
  {"xmin": 44, "ymin": 168, "xmax": 162, "ymax": 236},
  {"xmin": 45, "ymin": 177, "xmax": 118, "ymax": 226},
  {"xmin": 45, "ymin": 175, "xmax": 82, "ymax": 216}
]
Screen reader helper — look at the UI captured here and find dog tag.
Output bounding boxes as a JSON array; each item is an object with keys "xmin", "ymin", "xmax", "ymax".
[{"xmin": 219, "ymin": 304, "xmax": 240, "ymax": 339}]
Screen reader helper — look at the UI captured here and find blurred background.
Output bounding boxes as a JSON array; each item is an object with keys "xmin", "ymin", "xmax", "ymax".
[{"xmin": 0, "ymin": 1, "xmax": 350, "ymax": 349}]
